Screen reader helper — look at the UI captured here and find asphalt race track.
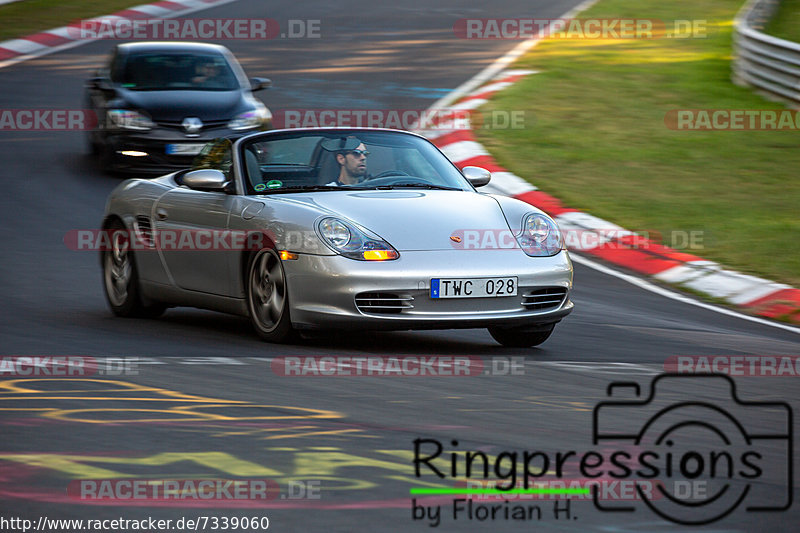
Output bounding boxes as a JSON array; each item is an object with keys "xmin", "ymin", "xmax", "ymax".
[{"xmin": 0, "ymin": 0, "xmax": 799, "ymax": 531}]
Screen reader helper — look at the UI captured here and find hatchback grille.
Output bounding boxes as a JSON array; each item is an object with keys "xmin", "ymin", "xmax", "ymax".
[
  {"xmin": 355, "ymin": 292, "xmax": 414, "ymax": 314},
  {"xmin": 134, "ymin": 215, "xmax": 154, "ymax": 247},
  {"xmin": 155, "ymin": 119, "xmax": 230, "ymax": 131},
  {"xmin": 522, "ymin": 287, "xmax": 567, "ymax": 311}
]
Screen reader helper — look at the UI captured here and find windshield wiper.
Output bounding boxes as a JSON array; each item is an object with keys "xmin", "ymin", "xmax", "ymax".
[
  {"xmin": 256, "ymin": 185, "xmax": 366, "ymax": 194},
  {"xmin": 371, "ymin": 183, "xmax": 460, "ymax": 191}
]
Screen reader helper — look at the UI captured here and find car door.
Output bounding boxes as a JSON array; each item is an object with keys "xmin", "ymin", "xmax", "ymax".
[{"xmin": 153, "ymin": 139, "xmax": 239, "ymax": 296}]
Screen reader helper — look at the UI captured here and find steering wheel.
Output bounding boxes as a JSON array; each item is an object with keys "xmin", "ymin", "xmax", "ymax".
[{"xmin": 366, "ymin": 170, "xmax": 411, "ymax": 180}]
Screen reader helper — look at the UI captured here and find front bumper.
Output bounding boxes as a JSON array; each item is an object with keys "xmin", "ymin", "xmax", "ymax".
[
  {"xmin": 285, "ymin": 249, "xmax": 574, "ymax": 331},
  {"xmin": 103, "ymin": 125, "xmax": 261, "ymax": 173}
]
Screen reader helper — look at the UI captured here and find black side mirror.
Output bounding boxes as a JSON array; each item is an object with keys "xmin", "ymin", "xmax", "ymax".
[
  {"xmin": 88, "ymin": 77, "xmax": 114, "ymax": 92},
  {"xmin": 250, "ymin": 77, "xmax": 272, "ymax": 92}
]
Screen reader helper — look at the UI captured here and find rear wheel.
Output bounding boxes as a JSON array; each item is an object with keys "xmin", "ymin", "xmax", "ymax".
[
  {"xmin": 102, "ymin": 219, "xmax": 166, "ymax": 318},
  {"xmin": 246, "ymin": 249, "xmax": 298, "ymax": 343},
  {"xmin": 488, "ymin": 324, "xmax": 555, "ymax": 348}
]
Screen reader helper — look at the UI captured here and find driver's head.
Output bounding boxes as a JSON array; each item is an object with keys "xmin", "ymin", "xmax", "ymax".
[
  {"xmin": 336, "ymin": 141, "xmax": 368, "ymax": 184},
  {"xmin": 197, "ymin": 60, "xmax": 220, "ymax": 76}
]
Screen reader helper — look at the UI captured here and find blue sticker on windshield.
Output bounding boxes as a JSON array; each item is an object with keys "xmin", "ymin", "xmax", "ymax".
[
  {"xmin": 267, "ymin": 180, "xmax": 283, "ymax": 189},
  {"xmin": 254, "ymin": 183, "xmax": 267, "ymax": 192}
]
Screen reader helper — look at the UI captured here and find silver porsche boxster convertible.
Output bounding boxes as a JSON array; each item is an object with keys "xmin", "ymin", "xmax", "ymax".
[{"xmin": 101, "ymin": 128, "xmax": 573, "ymax": 347}]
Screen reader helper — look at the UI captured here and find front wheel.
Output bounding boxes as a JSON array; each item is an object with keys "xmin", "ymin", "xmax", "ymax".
[
  {"xmin": 101, "ymin": 220, "xmax": 166, "ymax": 318},
  {"xmin": 246, "ymin": 249, "xmax": 298, "ymax": 343},
  {"xmin": 488, "ymin": 324, "xmax": 555, "ymax": 348}
]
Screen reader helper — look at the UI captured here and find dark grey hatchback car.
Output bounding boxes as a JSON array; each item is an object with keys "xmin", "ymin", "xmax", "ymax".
[{"xmin": 85, "ymin": 41, "xmax": 271, "ymax": 173}]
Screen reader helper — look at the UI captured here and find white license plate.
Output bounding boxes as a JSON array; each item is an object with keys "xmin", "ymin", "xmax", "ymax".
[
  {"xmin": 430, "ymin": 277, "xmax": 518, "ymax": 299},
  {"xmin": 166, "ymin": 143, "xmax": 205, "ymax": 155}
]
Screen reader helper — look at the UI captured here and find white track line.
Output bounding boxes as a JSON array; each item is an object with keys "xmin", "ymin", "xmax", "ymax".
[{"xmin": 571, "ymin": 253, "xmax": 800, "ymax": 334}]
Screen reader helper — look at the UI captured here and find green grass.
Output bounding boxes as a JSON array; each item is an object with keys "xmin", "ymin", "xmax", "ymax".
[
  {"xmin": 475, "ymin": 0, "xmax": 800, "ymax": 286},
  {"xmin": 765, "ymin": 0, "xmax": 800, "ymax": 41},
  {"xmin": 0, "ymin": 0, "xmax": 149, "ymax": 42}
]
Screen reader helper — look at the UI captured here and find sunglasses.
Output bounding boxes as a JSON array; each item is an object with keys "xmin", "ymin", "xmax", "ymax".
[{"xmin": 347, "ymin": 149, "xmax": 370, "ymax": 157}]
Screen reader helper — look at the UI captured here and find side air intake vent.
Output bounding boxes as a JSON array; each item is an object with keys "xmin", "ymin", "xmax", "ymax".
[
  {"xmin": 355, "ymin": 292, "xmax": 414, "ymax": 314},
  {"xmin": 522, "ymin": 287, "xmax": 567, "ymax": 311}
]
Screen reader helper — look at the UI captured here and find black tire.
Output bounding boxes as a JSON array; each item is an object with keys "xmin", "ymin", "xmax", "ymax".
[
  {"xmin": 101, "ymin": 219, "xmax": 166, "ymax": 318},
  {"xmin": 246, "ymin": 249, "xmax": 298, "ymax": 343},
  {"xmin": 98, "ymin": 143, "xmax": 117, "ymax": 175},
  {"xmin": 87, "ymin": 132, "xmax": 100, "ymax": 155},
  {"xmin": 488, "ymin": 324, "xmax": 555, "ymax": 348}
]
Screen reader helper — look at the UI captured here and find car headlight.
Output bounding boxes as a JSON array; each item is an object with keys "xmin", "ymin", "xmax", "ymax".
[
  {"xmin": 317, "ymin": 217, "xmax": 399, "ymax": 261},
  {"xmin": 517, "ymin": 213, "xmax": 563, "ymax": 257},
  {"xmin": 228, "ymin": 104, "xmax": 271, "ymax": 131},
  {"xmin": 107, "ymin": 109, "xmax": 155, "ymax": 131}
]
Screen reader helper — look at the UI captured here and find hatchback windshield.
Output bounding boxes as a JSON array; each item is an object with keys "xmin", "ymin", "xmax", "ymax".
[
  {"xmin": 240, "ymin": 131, "xmax": 471, "ymax": 194},
  {"xmin": 117, "ymin": 53, "xmax": 239, "ymax": 91}
]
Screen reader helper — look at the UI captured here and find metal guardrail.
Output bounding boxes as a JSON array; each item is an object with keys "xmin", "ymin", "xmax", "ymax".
[{"xmin": 733, "ymin": 0, "xmax": 800, "ymax": 106}]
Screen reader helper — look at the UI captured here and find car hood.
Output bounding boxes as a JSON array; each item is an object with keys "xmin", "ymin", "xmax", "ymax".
[
  {"xmin": 286, "ymin": 190, "xmax": 515, "ymax": 251},
  {"xmin": 118, "ymin": 89, "xmax": 245, "ymax": 122}
]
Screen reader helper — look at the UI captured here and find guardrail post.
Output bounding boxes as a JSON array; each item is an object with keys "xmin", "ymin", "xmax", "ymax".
[{"xmin": 733, "ymin": 0, "xmax": 800, "ymax": 107}]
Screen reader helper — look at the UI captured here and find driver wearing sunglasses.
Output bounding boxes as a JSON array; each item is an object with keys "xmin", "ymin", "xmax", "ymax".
[{"xmin": 326, "ymin": 141, "xmax": 370, "ymax": 186}]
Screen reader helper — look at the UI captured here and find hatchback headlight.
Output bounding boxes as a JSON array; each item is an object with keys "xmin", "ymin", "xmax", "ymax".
[
  {"xmin": 107, "ymin": 109, "xmax": 155, "ymax": 131},
  {"xmin": 317, "ymin": 217, "xmax": 399, "ymax": 261},
  {"xmin": 228, "ymin": 104, "xmax": 271, "ymax": 131},
  {"xmin": 517, "ymin": 213, "xmax": 563, "ymax": 257}
]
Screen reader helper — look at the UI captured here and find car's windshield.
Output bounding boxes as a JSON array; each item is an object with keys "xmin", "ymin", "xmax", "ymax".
[
  {"xmin": 117, "ymin": 52, "xmax": 239, "ymax": 91},
  {"xmin": 239, "ymin": 131, "xmax": 471, "ymax": 194}
]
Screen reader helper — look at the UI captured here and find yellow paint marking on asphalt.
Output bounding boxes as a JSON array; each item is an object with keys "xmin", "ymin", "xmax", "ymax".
[
  {"xmin": 205, "ymin": 425, "xmax": 320, "ymax": 438},
  {"xmin": 0, "ymin": 397, "xmax": 244, "ymax": 402},
  {"xmin": 292, "ymin": 451, "xmax": 414, "ymax": 477},
  {"xmin": 383, "ymin": 475, "xmax": 451, "ymax": 487},
  {"xmin": 262, "ymin": 428, "xmax": 363, "ymax": 440},
  {"xmin": 41, "ymin": 408, "xmax": 226, "ymax": 423},
  {"xmin": 170, "ymin": 404, "xmax": 340, "ymax": 420},
  {"xmin": 0, "ymin": 452, "xmax": 284, "ymax": 478},
  {"xmin": 0, "ymin": 379, "xmax": 165, "ymax": 394},
  {"xmin": 0, "ymin": 379, "xmax": 344, "ymax": 424}
]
